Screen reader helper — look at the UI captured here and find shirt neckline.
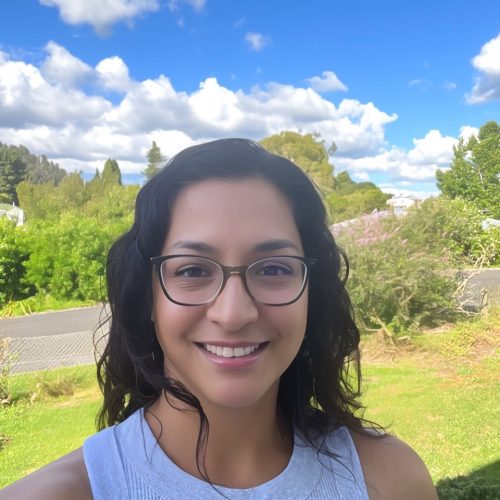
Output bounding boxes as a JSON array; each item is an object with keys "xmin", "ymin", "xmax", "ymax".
[{"xmin": 116, "ymin": 408, "xmax": 324, "ymax": 498}]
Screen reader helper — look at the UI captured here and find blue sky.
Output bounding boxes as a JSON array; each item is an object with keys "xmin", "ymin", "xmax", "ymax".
[{"xmin": 1, "ymin": 0, "xmax": 499, "ymax": 196}]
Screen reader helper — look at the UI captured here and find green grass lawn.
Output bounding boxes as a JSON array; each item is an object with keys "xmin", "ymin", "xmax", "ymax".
[
  {"xmin": 1, "ymin": 312, "xmax": 499, "ymax": 492},
  {"xmin": 1, "ymin": 295, "xmax": 98, "ymax": 317},
  {"xmin": 0, "ymin": 366, "xmax": 100, "ymax": 486},
  {"xmin": 362, "ymin": 362, "xmax": 499, "ymax": 483}
]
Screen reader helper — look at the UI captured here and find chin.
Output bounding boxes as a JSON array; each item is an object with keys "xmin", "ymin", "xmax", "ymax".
[{"xmin": 199, "ymin": 381, "xmax": 279, "ymax": 412}]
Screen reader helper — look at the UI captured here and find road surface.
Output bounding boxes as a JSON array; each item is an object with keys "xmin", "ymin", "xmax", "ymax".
[
  {"xmin": 460, "ymin": 268, "xmax": 500, "ymax": 309},
  {"xmin": 0, "ymin": 306, "xmax": 107, "ymax": 373}
]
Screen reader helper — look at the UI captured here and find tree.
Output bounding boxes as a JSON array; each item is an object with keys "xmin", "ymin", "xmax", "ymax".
[
  {"xmin": 57, "ymin": 172, "xmax": 87, "ymax": 210},
  {"xmin": 326, "ymin": 170, "xmax": 391, "ymax": 222},
  {"xmin": 436, "ymin": 120, "xmax": 500, "ymax": 218},
  {"xmin": 260, "ymin": 132, "xmax": 335, "ymax": 193},
  {"xmin": 16, "ymin": 181, "xmax": 58, "ymax": 220},
  {"xmin": 0, "ymin": 145, "xmax": 27, "ymax": 205},
  {"xmin": 0, "ymin": 142, "xmax": 66, "ymax": 188},
  {"xmin": 25, "ymin": 155, "xmax": 66, "ymax": 185},
  {"xmin": 334, "ymin": 171, "xmax": 356, "ymax": 194},
  {"xmin": 0, "ymin": 142, "xmax": 67, "ymax": 206},
  {"xmin": 143, "ymin": 141, "xmax": 166, "ymax": 180},
  {"xmin": 327, "ymin": 188, "xmax": 390, "ymax": 222},
  {"xmin": 101, "ymin": 158, "xmax": 122, "ymax": 186},
  {"xmin": 260, "ymin": 131, "xmax": 390, "ymax": 222}
]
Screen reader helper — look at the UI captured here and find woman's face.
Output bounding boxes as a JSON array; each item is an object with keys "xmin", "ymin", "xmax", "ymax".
[{"xmin": 151, "ymin": 178, "xmax": 308, "ymax": 410}]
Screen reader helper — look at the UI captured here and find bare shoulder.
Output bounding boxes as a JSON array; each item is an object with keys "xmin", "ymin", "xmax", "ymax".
[
  {"xmin": 350, "ymin": 431, "xmax": 438, "ymax": 500},
  {"xmin": 0, "ymin": 447, "xmax": 92, "ymax": 500}
]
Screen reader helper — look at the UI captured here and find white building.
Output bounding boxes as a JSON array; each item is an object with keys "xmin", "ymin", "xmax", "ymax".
[
  {"xmin": 0, "ymin": 203, "xmax": 25, "ymax": 226},
  {"xmin": 386, "ymin": 195, "xmax": 419, "ymax": 215}
]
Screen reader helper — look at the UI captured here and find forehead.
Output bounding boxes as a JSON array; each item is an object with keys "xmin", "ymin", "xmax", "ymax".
[{"xmin": 163, "ymin": 178, "xmax": 303, "ymax": 255}]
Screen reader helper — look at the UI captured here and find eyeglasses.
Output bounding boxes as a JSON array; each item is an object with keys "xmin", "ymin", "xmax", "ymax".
[{"xmin": 151, "ymin": 255, "xmax": 317, "ymax": 306}]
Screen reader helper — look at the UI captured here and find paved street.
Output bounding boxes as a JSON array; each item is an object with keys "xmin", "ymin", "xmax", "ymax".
[
  {"xmin": 460, "ymin": 268, "xmax": 500, "ymax": 309},
  {"xmin": 0, "ymin": 306, "xmax": 107, "ymax": 373},
  {"xmin": 0, "ymin": 306, "xmax": 104, "ymax": 338}
]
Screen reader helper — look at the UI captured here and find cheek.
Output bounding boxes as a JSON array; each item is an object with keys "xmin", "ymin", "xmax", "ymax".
[
  {"xmin": 152, "ymin": 287, "xmax": 206, "ymax": 347},
  {"xmin": 267, "ymin": 295, "xmax": 308, "ymax": 342}
]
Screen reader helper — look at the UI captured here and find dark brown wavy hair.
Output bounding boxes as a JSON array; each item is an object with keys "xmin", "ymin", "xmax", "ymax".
[{"xmin": 96, "ymin": 138, "xmax": 379, "ymax": 480}]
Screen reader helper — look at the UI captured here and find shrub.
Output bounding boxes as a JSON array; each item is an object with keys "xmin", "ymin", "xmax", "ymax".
[
  {"xmin": 29, "ymin": 374, "xmax": 76, "ymax": 403},
  {"xmin": 336, "ymin": 211, "xmax": 461, "ymax": 337},
  {"xmin": 0, "ymin": 218, "xmax": 31, "ymax": 307},
  {"xmin": 436, "ymin": 475, "xmax": 500, "ymax": 500},
  {"xmin": 398, "ymin": 197, "xmax": 499, "ymax": 266},
  {"xmin": 22, "ymin": 214, "xmax": 128, "ymax": 302}
]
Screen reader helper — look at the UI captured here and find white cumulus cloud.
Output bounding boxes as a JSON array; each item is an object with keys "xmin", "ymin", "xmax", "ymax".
[
  {"xmin": 335, "ymin": 129, "xmax": 458, "ymax": 183},
  {"xmin": 0, "ymin": 54, "xmax": 110, "ymax": 128},
  {"xmin": 96, "ymin": 56, "xmax": 133, "ymax": 92},
  {"xmin": 245, "ymin": 32, "xmax": 271, "ymax": 52},
  {"xmin": 41, "ymin": 41, "xmax": 93, "ymax": 87},
  {"xmin": 406, "ymin": 130, "xmax": 457, "ymax": 166},
  {"xmin": 2, "ymin": 41, "xmax": 475, "ymax": 196},
  {"xmin": 0, "ymin": 44, "xmax": 399, "ymax": 170},
  {"xmin": 307, "ymin": 71, "xmax": 348, "ymax": 93},
  {"xmin": 467, "ymin": 34, "xmax": 500, "ymax": 104},
  {"xmin": 459, "ymin": 125, "xmax": 479, "ymax": 142},
  {"xmin": 39, "ymin": 0, "xmax": 160, "ymax": 35}
]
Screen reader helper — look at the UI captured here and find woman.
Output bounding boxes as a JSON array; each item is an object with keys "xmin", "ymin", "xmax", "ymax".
[{"xmin": 1, "ymin": 139, "xmax": 437, "ymax": 499}]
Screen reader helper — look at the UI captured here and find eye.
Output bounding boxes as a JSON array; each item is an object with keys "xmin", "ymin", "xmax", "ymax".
[
  {"xmin": 253, "ymin": 260, "xmax": 293, "ymax": 276},
  {"xmin": 175, "ymin": 266, "xmax": 211, "ymax": 278}
]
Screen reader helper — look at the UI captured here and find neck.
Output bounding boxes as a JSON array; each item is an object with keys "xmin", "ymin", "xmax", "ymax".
[{"xmin": 145, "ymin": 385, "xmax": 293, "ymax": 488}]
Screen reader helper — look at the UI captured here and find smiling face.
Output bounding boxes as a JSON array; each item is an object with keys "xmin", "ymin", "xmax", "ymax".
[{"xmin": 151, "ymin": 178, "xmax": 309, "ymax": 411}]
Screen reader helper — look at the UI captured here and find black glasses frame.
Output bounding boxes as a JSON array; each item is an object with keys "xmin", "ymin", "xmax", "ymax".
[{"xmin": 150, "ymin": 254, "xmax": 317, "ymax": 306}]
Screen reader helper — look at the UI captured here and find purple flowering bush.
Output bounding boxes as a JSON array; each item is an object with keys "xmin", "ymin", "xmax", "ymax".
[{"xmin": 334, "ymin": 207, "xmax": 461, "ymax": 337}]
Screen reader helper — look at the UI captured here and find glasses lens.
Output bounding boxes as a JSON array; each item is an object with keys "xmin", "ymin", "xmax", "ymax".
[
  {"xmin": 160, "ymin": 256, "xmax": 222, "ymax": 304},
  {"xmin": 246, "ymin": 257, "xmax": 307, "ymax": 305}
]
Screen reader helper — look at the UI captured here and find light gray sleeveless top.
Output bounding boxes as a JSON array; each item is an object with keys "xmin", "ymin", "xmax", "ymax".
[{"xmin": 83, "ymin": 409, "xmax": 369, "ymax": 499}]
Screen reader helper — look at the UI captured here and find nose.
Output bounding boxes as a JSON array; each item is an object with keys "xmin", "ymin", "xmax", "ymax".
[{"xmin": 206, "ymin": 273, "xmax": 258, "ymax": 332}]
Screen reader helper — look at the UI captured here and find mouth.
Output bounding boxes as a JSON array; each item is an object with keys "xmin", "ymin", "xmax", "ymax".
[{"xmin": 196, "ymin": 342, "xmax": 268, "ymax": 359}]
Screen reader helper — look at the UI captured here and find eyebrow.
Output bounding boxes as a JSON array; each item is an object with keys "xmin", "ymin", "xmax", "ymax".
[
  {"xmin": 169, "ymin": 241, "xmax": 217, "ymax": 253},
  {"xmin": 253, "ymin": 239, "xmax": 302, "ymax": 253},
  {"xmin": 169, "ymin": 239, "xmax": 302, "ymax": 254}
]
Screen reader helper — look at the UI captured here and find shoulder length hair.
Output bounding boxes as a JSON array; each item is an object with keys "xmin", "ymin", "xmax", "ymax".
[{"xmin": 97, "ymin": 138, "xmax": 374, "ymax": 470}]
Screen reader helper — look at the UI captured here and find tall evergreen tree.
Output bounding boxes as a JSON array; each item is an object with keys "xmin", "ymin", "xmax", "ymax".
[
  {"xmin": 25, "ymin": 155, "xmax": 66, "ymax": 185},
  {"xmin": 143, "ymin": 141, "xmax": 166, "ymax": 180},
  {"xmin": 101, "ymin": 159, "xmax": 122, "ymax": 186}
]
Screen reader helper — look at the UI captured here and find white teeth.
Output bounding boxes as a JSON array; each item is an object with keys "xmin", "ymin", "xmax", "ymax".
[
  {"xmin": 203, "ymin": 344, "xmax": 260, "ymax": 358},
  {"xmin": 234, "ymin": 347, "xmax": 245, "ymax": 357}
]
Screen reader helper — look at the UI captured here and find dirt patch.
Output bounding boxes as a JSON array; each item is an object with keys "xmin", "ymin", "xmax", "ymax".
[
  {"xmin": 360, "ymin": 332, "xmax": 434, "ymax": 365},
  {"xmin": 52, "ymin": 388, "xmax": 101, "ymax": 408},
  {"xmin": 360, "ymin": 317, "xmax": 500, "ymax": 376}
]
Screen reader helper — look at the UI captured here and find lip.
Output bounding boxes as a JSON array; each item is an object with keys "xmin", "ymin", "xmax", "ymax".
[
  {"xmin": 196, "ymin": 341, "xmax": 265, "ymax": 348},
  {"xmin": 195, "ymin": 341, "xmax": 268, "ymax": 368}
]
